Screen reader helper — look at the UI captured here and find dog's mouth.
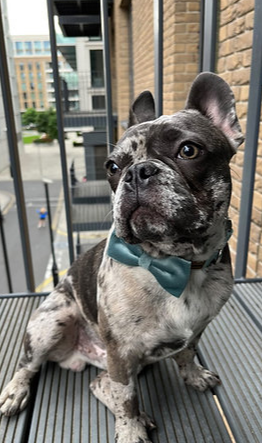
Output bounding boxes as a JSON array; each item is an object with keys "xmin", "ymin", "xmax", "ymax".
[{"xmin": 115, "ymin": 203, "xmax": 171, "ymax": 244}]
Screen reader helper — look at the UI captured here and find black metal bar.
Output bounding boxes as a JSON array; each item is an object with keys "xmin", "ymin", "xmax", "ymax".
[
  {"xmin": 235, "ymin": 0, "xmax": 262, "ymax": 279},
  {"xmin": 44, "ymin": 181, "xmax": 59, "ymax": 287},
  {"xmin": 234, "ymin": 277, "xmax": 262, "ymax": 285},
  {"xmin": 46, "ymin": 0, "xmax": 75, "ymax": 264},
  {"xmin": 0, "ymin": 207, "xmax": 13, "ymax": 293},
  {"xmin": 100, "ymin": 0, "xmax": 114, "ymax": 153},
  {"xmin": 0, "ymin": 292, "xmax": 49, "ymax": 299},
  {"xmin": 200, "ymin": 0, "xmax": 217, "ymax": 72},
  {"xmin": 154, "ymin": 0, "xmax": 163, "ymax": 117},
  {"xmin": 59, "ymin": 15, "xmax": 101, "ymax": 25},
  {"xmin": 0, "ymin": 5, "xmax": 35, "ymax": 292},
  {"xmin": 76, "ymin": 231, "xmax": 81, "ymax": 257}
]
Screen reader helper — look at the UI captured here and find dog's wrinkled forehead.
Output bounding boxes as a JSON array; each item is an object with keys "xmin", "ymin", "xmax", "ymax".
[{"xmin": 111, "ymin": 109, "xmax": 232, "ymax": 163}]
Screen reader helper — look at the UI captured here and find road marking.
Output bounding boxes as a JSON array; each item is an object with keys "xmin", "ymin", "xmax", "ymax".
[
  {"xmin": 35, "ymin": 268, "xmax": 67, "ymax": 292},
  {"xmin": 0, "ymin": 191, "xmax": 15, "ymax": 215}
]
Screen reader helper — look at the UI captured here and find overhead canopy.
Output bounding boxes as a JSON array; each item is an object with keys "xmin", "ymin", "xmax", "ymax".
[{"xmin": 52, "ymin": 0, "xmax": 113, "ymax": 37}]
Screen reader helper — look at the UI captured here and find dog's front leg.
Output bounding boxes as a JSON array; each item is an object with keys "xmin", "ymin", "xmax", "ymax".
[
  {"xmin": 174, "ymin": 333, "xmax": 221, "ymax": 391},
  {"xmin": 91, "ymin": 352, "xmax": 153, "ymax": 443}
]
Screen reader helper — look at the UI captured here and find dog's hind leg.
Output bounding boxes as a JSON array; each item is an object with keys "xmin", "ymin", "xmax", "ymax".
[
  {"xmin": 174, "ymin": 334, "xmax": 221, "ymax": 392},
  {"xmin": 0, "ymin": 283, "xmax": 80, "ymax": 416}
]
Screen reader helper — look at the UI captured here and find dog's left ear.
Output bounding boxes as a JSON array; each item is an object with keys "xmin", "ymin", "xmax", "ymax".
[
  {"xmin": 128, "ymin": 91, "xmax": 156, "ymax": 127},
  {"xmin": 185, "ymin": 72, "xmax": 244, "ymax": 151}
]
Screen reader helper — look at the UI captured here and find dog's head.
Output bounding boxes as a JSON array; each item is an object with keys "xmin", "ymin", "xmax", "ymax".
[{"xmin": 105, "ymin": 73, "xmax": 244, "ymax": 259}]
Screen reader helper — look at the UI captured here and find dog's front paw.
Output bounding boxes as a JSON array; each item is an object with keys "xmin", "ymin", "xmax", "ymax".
[
  {"xmin": 115, "ymin": 416, "xmax": 153, "ymax": 443},
  {"xmin": 0, "ymin": 380, "xmax": 30, "ymax": 416},
  {"xmin": 181, "ymin": 364, "xmax": 221, "ymax": 392}
]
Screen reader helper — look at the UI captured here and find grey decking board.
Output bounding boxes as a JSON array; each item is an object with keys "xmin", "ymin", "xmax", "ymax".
[
  {"xmin": 0, "ymin": 296, "xmax": 44, "ymax": 443},
  {"xmin": 233, "ymin": 282, "xmax": 262, "ymax": 331},
  {"xmin": 29, "ymin": 357, "xmax": 231, "ymax": 442},
  {"xmin": 199, "ymin": 291, "xmax": 262, "ymax": 443}
]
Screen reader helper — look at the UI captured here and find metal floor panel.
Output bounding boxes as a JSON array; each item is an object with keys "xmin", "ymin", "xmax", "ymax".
[
  {"xmin": 0, "ymin": 296, "xmax": 44, "ymax": 443},
  {"xmin": 233, "ymin": 282, "xmax": 262, "ymax": 331},
  {"xmin": 198, "ymin": 290, "xmax": 262, "ymax": 443},
  {"xmin": 28, "ymin": 358, "xmax": 231, "ymax": 443}
]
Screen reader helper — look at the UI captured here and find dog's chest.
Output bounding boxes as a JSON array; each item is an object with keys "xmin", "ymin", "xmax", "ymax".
[{"xmin": 98, "ymin": 264, "xmax": 223, "ymax": 359}]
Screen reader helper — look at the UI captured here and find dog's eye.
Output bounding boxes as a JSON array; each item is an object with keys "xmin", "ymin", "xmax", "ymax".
[
  {"xmin": 178, "ymin": 144, "xmax": 200, "ymax": 160},
  {"xmin": 106, "ymin": 160, "xmax": 121, "ymax": 176}
]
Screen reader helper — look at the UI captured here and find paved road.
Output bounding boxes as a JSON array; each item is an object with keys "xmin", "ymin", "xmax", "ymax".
[{"xmin": 0, "ymin": 180, "xmax": 62, "ymax": 294}]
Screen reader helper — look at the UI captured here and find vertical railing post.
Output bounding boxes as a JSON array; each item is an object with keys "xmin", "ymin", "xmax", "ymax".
[
  {"xmin": 154, "ymin": 0, "xmax": 163, "ymax": 117},
  {"xmin": 100, "ymin": 0, "xmax": 114, "ymax": 153},
  {"xmin": 199, "ymin": 0, "xmax": 217, "ymax": 72},
  {"xmin": 46, "ymin": 0, "xmax": 75, "ymax": 264},
  {"xmin": 235, "ymin": 0, "xmax": 262, "ymax": 279},
  {"xmin": 0, "ymin": 4, "xmax": 35, "ymax": 291}
]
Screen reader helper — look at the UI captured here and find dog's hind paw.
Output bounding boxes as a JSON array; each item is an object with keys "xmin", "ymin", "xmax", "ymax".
[
  {"xmin": 0, "ymin": 381, "xmax": 30, "ymax": 416},
  {"xmin": 181, "ymin": 364, "xmax": 221, "ymax": 392}
]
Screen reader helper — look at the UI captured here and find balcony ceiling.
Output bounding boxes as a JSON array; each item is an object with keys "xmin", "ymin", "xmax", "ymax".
[{"xmin": 52, "ymin": 0, "xmax": 113, "ymax": 37}]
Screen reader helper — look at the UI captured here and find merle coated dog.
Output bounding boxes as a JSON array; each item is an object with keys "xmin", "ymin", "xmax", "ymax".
[{"xmin": 0, "ymin": 72, "xmax": 243, "ymax": 443}]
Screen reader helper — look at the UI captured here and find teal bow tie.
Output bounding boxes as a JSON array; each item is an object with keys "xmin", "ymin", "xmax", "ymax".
[{"xmin": 107, "ymin": 228, "xmax": 232, "ymax": 298}]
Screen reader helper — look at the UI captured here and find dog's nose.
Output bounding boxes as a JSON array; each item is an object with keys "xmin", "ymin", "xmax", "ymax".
[{"xmin": 124, "ymin": 163, "xmax": 159, "ymax": 188}]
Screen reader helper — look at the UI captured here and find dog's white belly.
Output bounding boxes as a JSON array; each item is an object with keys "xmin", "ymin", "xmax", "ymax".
[{"xmin": 58, "ymin": 323, "xmax": 107, "ymax": 371}]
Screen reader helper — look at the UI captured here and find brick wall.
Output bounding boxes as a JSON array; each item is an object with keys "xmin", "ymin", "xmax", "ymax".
[
  {"xmin": 114, "ymin": 0, "xmax": 200, "ymax": 137},
  {"xmin": 217, "ymin": 0, "xmax": 262, "ymax": 277},
  {"xmin": 113, "ymin": 0, "xmax": 262, "ymax": 276},
  {"xmin": 163, "ymin": 0, "xmax": 200, "ymax": 114}
]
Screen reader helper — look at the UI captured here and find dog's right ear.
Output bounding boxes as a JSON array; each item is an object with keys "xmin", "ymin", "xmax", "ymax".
[{"xmin": 128, "ymin": 91, "xmax": 156, "ymax": 127}]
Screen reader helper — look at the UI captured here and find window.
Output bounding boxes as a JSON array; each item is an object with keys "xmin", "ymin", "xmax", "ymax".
[
  {"xmin": 34, "ymin": 41, "xmax": 42, "ymax": 53},
  {"xmin": 20, "ymin": 72, "xmax": 25, "ymax": 80},
  {"xmin": 90, "ymin": 50, "xmax": 104, "ymax": 87},
  {"xmin": 21, "ymin": 83, "xmax": 26, "ymax": 91},
  {"xmin": 92, "ymin": 95, "xmax": 106, "ymax": 110},
  {"xmin": 19, "ymin": 63, "xmax": 24, "ymax": 71},
  {"xmin": 32, "ymin": 102, "xmax": 36, "ymax": 109},
  {"xmin": 25, "ymin": 41, "xmax": 32, "ymax": 55},
  {"xmin": 23, "ymin": 93, "xmax": 27, "ymax": 99},
  {"xmin": 28, "ymin": 63, "xmax": 33, "ymax": 71},
  {"xmin": 43, "ymin": 41, "xmax": 50, "ymax": 54},
  {"xmin": 38, "ymin": 83, "xmax": 43, "ymax": 91},
  {"xmin": 30, "ymin": 82, "xmax": 35, "ymax": 90},
  {"xmin": 36, "ymin": 63, "xmax": 41, "ymax": 70},
  {"xmin": 37, "ymin": 72, "xmax": 42, "ymax": 79},
  {"xmin": 24, "ymin": 102, "xmax": 28, "ymax": 109},
  {"xmin": 15, "ymin": 41, "xmax": 23, "ymax": 55},
  {"xmin": 29, "ymin": 72, "xmax": 34, "ymax": 80},
  {"xmin": 31, "ymin": 92, "xmax": 35, "ymax": 100}
]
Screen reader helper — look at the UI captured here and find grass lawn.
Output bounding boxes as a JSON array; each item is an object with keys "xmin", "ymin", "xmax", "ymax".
[{"xmin": 23, "ymin": 134, "xmax": 40, "ymax": 144}]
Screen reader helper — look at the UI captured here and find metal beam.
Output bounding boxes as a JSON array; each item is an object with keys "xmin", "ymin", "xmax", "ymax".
[
  {"xmin": 100, "ymin": 0, "xmax": 114, "ymax": 153},
  {"xmin": 0, "ymin": 4, "xmax": 35, "ymax": 292},
  {"xmin": 59, "ymin": 15, "xmax": 101, "ymax": 25},
  {"xmin": 46, "ymin": 0, "xmax": 75, "ymax": 264},
  {"xmin": 154, "ymin": 0, "xmax": 163, "ymax": 117},
  {"xmin": 235, "ymin": 0, "xmax": 262, "ymax": 279},
  {"xmin": 200, "ymin": 0, "xmax": 217, "ymax": 72}
]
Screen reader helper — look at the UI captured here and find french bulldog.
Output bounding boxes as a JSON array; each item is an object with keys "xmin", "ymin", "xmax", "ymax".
[{"xmin": 0, "ymin": 72, "xmax": 244, "ymax": 443}]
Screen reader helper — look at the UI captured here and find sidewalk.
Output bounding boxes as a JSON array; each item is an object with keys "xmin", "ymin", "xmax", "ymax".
[
  {"xmin": 0, "ymin": 134, "xmax": 110, "ymax": 294},
  {"xmin": 0, "ymin": 190, "xmax": 14, "ymax": 215},
  {"xmin": 36, "ymin": 202, "xmax": 108, "ymax": 293}
]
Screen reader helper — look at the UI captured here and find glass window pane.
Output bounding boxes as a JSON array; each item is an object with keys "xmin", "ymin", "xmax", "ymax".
[{"xmin": 90, "ymin": 50, "xmax": 104, "ymax": 87}]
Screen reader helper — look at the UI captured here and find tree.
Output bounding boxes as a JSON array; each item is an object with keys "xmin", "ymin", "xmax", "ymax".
[
  {"xmin": 22, "ymin": 108, "xmax": 37, "ymax": 126},
  {"xmin": 35, "ymin": 111, "xmax": 49, "ymax": 133},
  {"xmin": 35, "ymin": 108, "xmax": 58, "ymax": 140}
]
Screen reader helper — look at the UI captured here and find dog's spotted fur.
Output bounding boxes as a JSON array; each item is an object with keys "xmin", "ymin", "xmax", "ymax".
[{"xmin": 0, "ymin": 73, "xmax": 243, "ymax": 443}]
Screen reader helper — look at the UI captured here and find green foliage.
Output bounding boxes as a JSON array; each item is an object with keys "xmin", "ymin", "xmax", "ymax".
[
  {"xmin": 35, "ymin": 108, "xmax": 58, "ymax": 140},
  {"xmin": 22, "ymin": 108, "xmax": 38, "ymax": 126}
]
